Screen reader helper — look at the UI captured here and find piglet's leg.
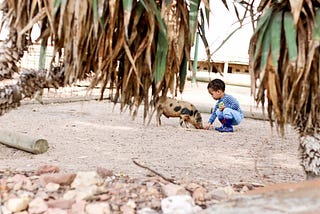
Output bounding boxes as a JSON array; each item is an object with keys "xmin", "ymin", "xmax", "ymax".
[
  {"xmin": 185, "ymin": 121, "xmax": 190, "ymax": 128},
  {"xmin": 179, "ymin": 118, "xmax": 184, "ymax": 128},
  {"xmin": 180, "ymin": 117, "xmax": 190, "ymax": 128},
  {"xmin": 156, "ymin": 108, "xmax": 163, "ymax": 126}
]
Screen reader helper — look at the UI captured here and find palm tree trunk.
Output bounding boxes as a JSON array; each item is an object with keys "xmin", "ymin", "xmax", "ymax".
[
  {"xmin": 299, "ymin": 133, "xmax": 320, "ymax": 179},
  {"xmin": 0, "ymin": 68, "xmax": 65, "ymax": 115},
  {"xmin": 0, "ymin": 30, "xmax": 24, "ymax": 80}
]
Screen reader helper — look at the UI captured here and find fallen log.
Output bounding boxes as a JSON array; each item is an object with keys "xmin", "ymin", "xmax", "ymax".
[{"xmin": 0, "ymin": 129, "xmax": 48, "ymax": 154}]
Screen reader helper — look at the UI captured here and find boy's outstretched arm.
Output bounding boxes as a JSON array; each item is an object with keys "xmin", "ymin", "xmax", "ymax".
[{"xmin": 204, "ymin": 122, "xmax": 212, "ymax": 130}]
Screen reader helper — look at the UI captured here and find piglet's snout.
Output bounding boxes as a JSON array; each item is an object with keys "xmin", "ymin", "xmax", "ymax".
[{"xmin": 193, "ymin": 111, "xmax": 203, "ymax": 129}]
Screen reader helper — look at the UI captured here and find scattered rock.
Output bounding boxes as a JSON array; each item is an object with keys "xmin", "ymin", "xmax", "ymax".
[
  {"xmin": 85, "ymin": 202, "xmax": 111, "ymax": 214},
  {"xmin": 47, "ymin": 199, "xmax": 75, "ymax": 209},
  {"xmin": 46, "ymin": 208, "xmax": 68, "ymax": 214},
  {"xmin": 39, "ymin": 173, "xmax": 76, "ymax": 186},
  {"xmin": 28, "ymin": 197, "xmax": 48, "ymax": 213},
  {"xmin": 161, "ymin": 195, "xmax": 203, "ymax": 214},
  {"xmin": 36, "ymin": 165, "xmax": 60, "ymax": 175},
  {"xmin": 72, "ymin": 185, "xmax": 100, "ymax": 201},
  {"xmin": 120, "ymin": 204, "xmax": 135, "ymax": 214},
  {"xmin": 137, "ymin": 207, "xmax": 159, "ymax": 214},
  {"xmin": 45, "ymin": 182, "xmax": 60, "ymax": 192},
  {"xmin": 71, "ymin": 200, "xmax": 86, "ymax": 213},
  {"xmin": 207, "ymin": 186, "xmax": 237, "ymax": 201},
  {"xmin": 5, "ymin": 197, "xmax": 30, "ymax": 212},
  {"xmin": 192, "ymin": 186, "xmax": 206, "ymax": 205},
  {"xmin": 71, "ymin": 171, "xmax": 103, "ymax": 189},
  {"xmin": 96, "ymin": 167, "xmax": 113, "ymax": 178},
  {"xmin": 161, "ymin": 183, "xmax": 190, "ymax": 197},
  {"xmin": 3, "ymin": 167, "xmax": 316, "ymax": 213}
]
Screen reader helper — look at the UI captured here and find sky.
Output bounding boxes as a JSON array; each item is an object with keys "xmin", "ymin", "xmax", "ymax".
[{"xmin": 193, "ymin": 0, "xmax": 255, "ymax": 63}]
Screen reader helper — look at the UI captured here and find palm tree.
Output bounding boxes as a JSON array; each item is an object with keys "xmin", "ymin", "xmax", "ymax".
[
  {"xmin": 249, "ymin": 0, "xmax": 320, "ymax": 179},
  {"xmin": 0, "ymin": 0, "xmax": 210, "ymax": 119}
]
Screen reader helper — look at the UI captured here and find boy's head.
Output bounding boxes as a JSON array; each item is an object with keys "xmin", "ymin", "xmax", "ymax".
[{"xmin": 207, "ymin": 79, "xmax": 225, "ymax": 100}]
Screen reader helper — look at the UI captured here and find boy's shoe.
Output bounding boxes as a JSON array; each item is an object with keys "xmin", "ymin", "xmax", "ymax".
[
  {"xmin": 215, "ymin": 118, "xmax": 234, "ymax": 132},
  {"xmin": 215, "ymin": 118, "xmax": 227, "ymax": 131},
  {"xmin": 215, "ymin": 126, "xmax": 225, "ymax": 131},
  {"xmin": 218, "ymin": 126, "xmax": 233, "ymax": 132}
]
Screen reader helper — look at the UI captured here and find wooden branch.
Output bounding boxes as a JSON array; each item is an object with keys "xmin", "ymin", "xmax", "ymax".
[
  {"xmin": 0, "ymin": 129, "xmax": 48, "ymax": 154},
  {"xmin": 132, "ymin": 158, "xmax": 177, "ymax": 184}
]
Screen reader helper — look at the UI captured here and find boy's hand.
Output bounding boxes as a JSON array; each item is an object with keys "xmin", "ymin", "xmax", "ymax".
[{"xmin": 204, "ymin": 123, "xmax": 211, "ymax": 130}]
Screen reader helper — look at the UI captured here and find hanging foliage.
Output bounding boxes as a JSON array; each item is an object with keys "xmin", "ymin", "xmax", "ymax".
[
  {"xmin": 249, "ymin": 0, "xmax": 320, "ymax": 136},
  {"xmin": 0, "ymin": 0, "xmax": 212, "ymax": 121}
]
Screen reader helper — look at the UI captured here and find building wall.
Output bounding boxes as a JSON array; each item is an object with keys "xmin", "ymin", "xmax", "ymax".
[{"xmin": 189, "ymin": 60, "xmax": 249, "ymax": 74}]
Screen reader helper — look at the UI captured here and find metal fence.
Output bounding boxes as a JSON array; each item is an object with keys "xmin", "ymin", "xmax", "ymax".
[{"xmin": 20, "ymin": 45, "xmax": 54, "ymax": 70}]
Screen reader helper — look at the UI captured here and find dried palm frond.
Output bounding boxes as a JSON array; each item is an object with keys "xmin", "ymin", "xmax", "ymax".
[
  {"xmin": 0, "ymin": 0, "xmax": 212, "ymax": 121},
  {"xmin": 249, "ymin": 0, "xmax": 320, "ymax": 136},
  {"xmin": 0, "ymin": 0, "xmax": 46, "ymax": 80}
]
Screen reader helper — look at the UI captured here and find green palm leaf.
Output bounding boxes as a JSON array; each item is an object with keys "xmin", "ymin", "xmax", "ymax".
[
  {"xmin": 189, "ymin": 0, "xmax": 200, "ymax": 44},
  {"xmin": 270, "ymin": 12, "xmax": 282, "ymax": 69},
  {"xmin": 254, "ymin": 8, "xmax": 273, "ymax": 36},
  {"xmin": 154, "ymin": 31, "xmax": 169, "ymax": 83},
  {"xmin": 149, "ymin": 0, "xmax": 168, "ymax": 83},
  {"xmin": 179, "ymin": 54, "xmax": 188, "ymax": 92},
  {"xmin": 122, "ymin": 0, "xmax": 133, "ymax": 40},
  {"xmin": 283, "ymin": 12, "xmax": 297, "ymax": 62},
  {"xmin": 253, "ymin": 8, "xmax": 272, "ymax": 61},
  {"xmin": 313, "ymin": 8, "xmax": 320, "ymax": 41},
  {"xmin": 259, "ymin": 21, "xmax": 271, "ymax": 73},
  {"xmin": 54, "ymin": 0, "xmax": 63, "ymax": 17}
]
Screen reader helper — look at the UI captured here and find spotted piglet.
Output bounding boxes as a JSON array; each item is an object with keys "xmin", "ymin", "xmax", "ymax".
[{"xmin": 148, "ymin": 97, "xmax": 203, "ymax": 129}]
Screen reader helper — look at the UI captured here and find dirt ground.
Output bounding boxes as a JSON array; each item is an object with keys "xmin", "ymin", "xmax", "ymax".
[{"xmin": 0, "ymin": 87, "xmax": 306, "ymax": 189}]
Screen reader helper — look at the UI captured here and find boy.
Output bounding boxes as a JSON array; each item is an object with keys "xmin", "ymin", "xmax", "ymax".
[{"xmin": 204, "ymin": 79, "xmax": 243, "ymax": 132}]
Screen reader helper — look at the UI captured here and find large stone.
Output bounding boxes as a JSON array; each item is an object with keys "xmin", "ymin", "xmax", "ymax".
[{"xmin": 202, "ymin": 179, "xmax": 320, "ymax": 213}]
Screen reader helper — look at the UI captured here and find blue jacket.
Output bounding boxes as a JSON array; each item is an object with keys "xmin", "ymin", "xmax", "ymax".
[{"xmin": 208, "ymin": 94, "xmax": 243, "ymax": 124}]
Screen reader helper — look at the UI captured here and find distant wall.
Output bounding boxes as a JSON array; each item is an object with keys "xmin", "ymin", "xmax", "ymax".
[
  {"xmin": 20, "ymin": 44, "xmax": 54, "ymax": 70},
  {"xmin": 189, "ymin": 60, "xmax": 249, "ymax": 74}
]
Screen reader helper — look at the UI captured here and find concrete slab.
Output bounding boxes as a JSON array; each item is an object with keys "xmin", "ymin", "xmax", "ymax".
[{"xmin": 202, "ymin": 179, "xmax": 320, "ymax": 214}]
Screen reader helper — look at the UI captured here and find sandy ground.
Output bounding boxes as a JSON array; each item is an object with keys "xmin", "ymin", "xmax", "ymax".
[{"xmin": 0, "ymin": 89, "xmax": 305, "ymax": 187}]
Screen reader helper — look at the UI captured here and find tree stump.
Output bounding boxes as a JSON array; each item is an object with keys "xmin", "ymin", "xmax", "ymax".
[{"xmin": 0, "ymin": 129, "xmax": 48, "ymax": 154}]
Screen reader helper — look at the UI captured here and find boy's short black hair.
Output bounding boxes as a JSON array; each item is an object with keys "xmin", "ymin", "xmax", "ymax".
[{"xmin": 207, "ymin": 78, "xmax": 225, "ymax": 91}]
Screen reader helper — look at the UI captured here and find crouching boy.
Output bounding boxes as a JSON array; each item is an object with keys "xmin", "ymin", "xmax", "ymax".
[{"xmin": 204, "ymin": 79, "xmax": 244, "ymax": 132}]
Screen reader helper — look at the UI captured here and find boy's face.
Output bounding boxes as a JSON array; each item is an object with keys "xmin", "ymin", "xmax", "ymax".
[{"xmin": 208, "ymin": 88, "xmax": 224, "ymax": 100}]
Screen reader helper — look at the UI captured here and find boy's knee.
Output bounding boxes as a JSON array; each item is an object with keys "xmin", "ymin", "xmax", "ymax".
[
  {"xmin": 223, "ymin": 109, "xmax": 233, "ymax": 119},
  {"xmin": 224, "ymin": 114, "xmax": 233, "ymax": 120}
]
